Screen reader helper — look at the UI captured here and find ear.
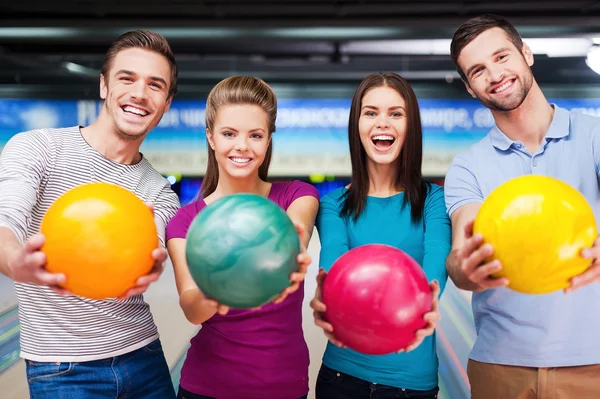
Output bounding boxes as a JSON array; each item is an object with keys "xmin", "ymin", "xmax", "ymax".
[
  {"xmin": 463, "ymin": 79, "xmax": 477, "ymax": 99},
  {"xmin": 164, "ymin": 96, "xmax": 172, "ymax": 113},
  {"xmin": 206, "ymin": 129, "xmax": 215, "ymax": 150},
  {"xmin": 100, "ymin": 74, "xmax": 108, "ymax": 100},
  {"xmin": 521, "ymin": 42, "xmax": 534, "ymax": 67}
]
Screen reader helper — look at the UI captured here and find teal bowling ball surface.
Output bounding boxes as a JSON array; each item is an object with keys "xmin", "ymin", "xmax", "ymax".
[{"xmin": 185, "ymin": 193, "xmax": 300, "ymax": 308}]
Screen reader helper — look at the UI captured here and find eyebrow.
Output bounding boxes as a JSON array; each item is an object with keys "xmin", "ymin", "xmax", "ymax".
[
  {"xmin": 361, "ymin": 105, "xmax": 405, "ymax": 111},
  {"xmin": 115, "ymin": 69, "xmax": 168, "ymax": 86},
  {"xmin": 465, "ymin": 47, "xmax": 513, "ymax": 77},
  {"xmin": 221, "ymin": 126, "xmax": 266, "ymax": 133}
]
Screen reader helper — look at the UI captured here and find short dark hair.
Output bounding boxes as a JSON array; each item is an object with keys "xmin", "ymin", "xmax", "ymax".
[
  {"xmin": 101, "ymin": 30, "xmax": 178, "ymax": 98},
  {"xmin": 450, "ymin": 14, "xmax": 523, "ymax": 81}
]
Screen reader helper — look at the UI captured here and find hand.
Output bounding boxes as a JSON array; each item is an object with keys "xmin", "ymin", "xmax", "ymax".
[
  {"xmin": 119, "ymin": 203, "xmax": 167, "ymax": 300},
  {"xmin": 197, "ymin": 294, "xmax": 232, "ymax": 316},
  {"xmin": 566, "ymin": 236, "xmax": 600, "ymax": 294},
  {"xmin": 399, "ymin": 280, "xmax": 441, "ymax": 353},
  {"xmin": 455, "ymin": 220, "xmax": 509, "ymax": 292},
  {"xmin": 8, "ymin": 233, "xmax": 69, "ymax": 295},
  {"xmin": 309, "ymin": 268, "xmax": 346, "ymax": 348},
  {"xmin": 272, "ymin": 222, "xmax": 312, "ymax": 305}
]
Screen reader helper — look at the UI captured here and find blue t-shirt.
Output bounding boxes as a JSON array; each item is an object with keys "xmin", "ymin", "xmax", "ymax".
[
  {"xmin": 316, "ymin": 184, "xmax": 451, "ymax": 390},
  {"xmin": 445, "ymin": 105, "xmax": 600, "ymax": 367}
]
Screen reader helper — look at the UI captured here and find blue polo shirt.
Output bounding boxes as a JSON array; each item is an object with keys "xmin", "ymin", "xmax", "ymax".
[{"xmin": 444, "ymin": 105, "xmax": 600, "ymax": 367}]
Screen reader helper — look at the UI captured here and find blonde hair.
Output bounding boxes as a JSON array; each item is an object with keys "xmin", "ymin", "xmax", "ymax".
[{"xmin": 201, "ymin": 76, "xmax": 277, "ymax": 197}]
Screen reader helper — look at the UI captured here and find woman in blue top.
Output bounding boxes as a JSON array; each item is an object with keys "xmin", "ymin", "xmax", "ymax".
[{"xmin": 310, "ymin": 72, "xmax": 451, "ymax": 399}]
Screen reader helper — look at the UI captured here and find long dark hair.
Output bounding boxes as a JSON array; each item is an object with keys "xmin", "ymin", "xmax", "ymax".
[
  {"xmin": 201, "ymin": 76, "xmax": 276, "ymax": 198},
  {"xmin": 340, "ymin": 72, "xmax": 428, "ymax": 224}
]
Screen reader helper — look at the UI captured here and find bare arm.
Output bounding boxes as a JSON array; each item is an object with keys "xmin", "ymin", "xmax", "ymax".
[
  {"xmin": 286, "ymin": 195, "xmax": 319, "ymax": 249},
  {"xmin": 446, "ymin": 203, "xmax": 508, "ymax": 291},
  {"xmin": 167, "ymin": 238, "xmax": 220, "ymax": 324}
]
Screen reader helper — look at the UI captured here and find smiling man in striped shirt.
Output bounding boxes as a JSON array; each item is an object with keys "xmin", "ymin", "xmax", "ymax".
[{"xmin": 0, "ymin": 30, "xmax": 181, "ymax": 398}]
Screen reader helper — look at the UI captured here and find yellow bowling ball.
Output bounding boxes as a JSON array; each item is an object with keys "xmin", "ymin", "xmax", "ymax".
[{"xmin": 473, "ymin": 175, "xmax": 597, "ymax": 294}]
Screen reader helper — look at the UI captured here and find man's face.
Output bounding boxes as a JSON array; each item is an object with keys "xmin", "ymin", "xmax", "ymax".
[
  {"xmin": 458, "ymin": 27, "xmax": 534, "ymax": 112},
  {"xmin": 100, "ymin": 48, "xmax": 172, "ymax": 140}
]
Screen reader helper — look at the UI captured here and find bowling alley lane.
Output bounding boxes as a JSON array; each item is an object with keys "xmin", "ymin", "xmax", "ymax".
[{"xmin": 0, "ymin": 230, "xmax": 475, "ymax": 399}]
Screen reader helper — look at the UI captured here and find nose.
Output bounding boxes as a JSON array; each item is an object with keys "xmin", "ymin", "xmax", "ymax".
[
  {"xmin": 130, "ymin": 81, "xmax": 148, "ymax": 101},
  {"xmin": 375, "ymin": 113, "xmax": 390, "ymax": 129},
  {"xmin": 233, "ymin": 136, "xmax": 249, "ymax": 152},
  {"xmin": 488, "ymin": 63, "xmax": 505, "ymax": 84}
]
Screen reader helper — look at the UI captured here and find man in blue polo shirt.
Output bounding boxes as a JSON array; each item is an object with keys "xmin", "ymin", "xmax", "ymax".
[{"xmin": 444, "ymin": 14, "xmax": 600, "ymax": 398}]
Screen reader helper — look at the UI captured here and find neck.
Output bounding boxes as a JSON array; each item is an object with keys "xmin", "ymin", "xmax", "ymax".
[
  {"xmin": 366, "ymin": 160, "xmax": 400, "ymax": 197},
  {"xmin": 491, "ymin": 82, "xmax": 554, "ymax": 150},
  {"xmin": 80, "ymin": 108, "xmax": 144, "ymax": 165},
  {"xmin": 212, "ymin": 173, "xmax": 268, "ymax": 199}
]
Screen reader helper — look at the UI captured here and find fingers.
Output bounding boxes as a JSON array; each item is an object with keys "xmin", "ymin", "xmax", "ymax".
[
  {"xmin": 24, "ymin": 251, "xmax": 47, "ymax": 269},
  {"xmin": 290, "ymin": 271, "xmax": 306, "ymax": 283},
  {"xmin": 463, "ymin": 219, "xmax": 475, "ymax": 238},
  {"xmin": 567, "ymin": 263, "xmax": 600, "ymax": 294},
  {"xmin": 430, "ymin": 280, "xmax": 441, "ymax": 298},
  {"xmin": 118, "ymin": 285, "xmax": 149, "ymax": 300},
  {"xmin": 35, "ymin": 270, "xmax": 66, "ymax": 286},
  {"xmin": 460, "ymin": 242, "xmax": 493, "ymax": 275},
  {"xmin": 152, "ymin": 248, "xmax": 168, "ymax": 263},
  {"xmin": 216, "ymin": 304, "xmax": 230, "ymax": 315},
  {"xmin": 24, "ymin": 234, "xmax": 45, "ymax": 253},
  {"xmin": 316, "ymin": 268, "xmax": 326, "ymax": 286},
  {"xmin": 467, "ymin": 259, "xmax": 509, "ymax": 289},
  {"xmin": 310, "ymin": 296, "xmax": 327, "ymax": 313}
]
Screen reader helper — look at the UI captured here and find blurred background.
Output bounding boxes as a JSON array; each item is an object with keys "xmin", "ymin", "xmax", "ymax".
[{"xmin": 2, "ymin": 1, "xmax": 600, "ymax": 397}]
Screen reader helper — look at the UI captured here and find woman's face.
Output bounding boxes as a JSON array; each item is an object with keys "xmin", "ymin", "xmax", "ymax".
[
  {"xmin": 207, "ymin": 104, "xmax": 271, "ymax": 180},
  {"xmin": 358, "ymin": 86, "xmax": 407, "ymax": 167}
]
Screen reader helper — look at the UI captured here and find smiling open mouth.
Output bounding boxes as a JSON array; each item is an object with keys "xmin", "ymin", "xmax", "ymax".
[
  {"xmin": 492, "ymin": 79, "xmax": 515, "ymax": 94},
  {"xmin": 230, "ymin": 157, "xmax": 252, "ymax": 164},
  {"xmin": 372, "ymin": 134, "xmax": 395, "ymax": 149},
  {"xmin": 122, "ymin": 105, "xmax": 149, "ymax": 117}
]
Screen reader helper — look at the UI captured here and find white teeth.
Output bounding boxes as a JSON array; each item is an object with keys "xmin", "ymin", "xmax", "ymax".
[
  {"xmin": 123, "ymin": 106, "xmax": 148, "ymax": 116},
  {"xmin": 372, "ymin": 135, "xmax": 394, "ymax": 141},
  {"xmin": 494, "ymin": 80, "xmax": 513, "ymax": 93},
  {"xmin": 231, "ymin": 157, "xmax": 251, "ymax": 164}
]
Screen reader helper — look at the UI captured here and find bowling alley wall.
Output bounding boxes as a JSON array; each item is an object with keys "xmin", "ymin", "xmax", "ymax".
[{"xmin": 2, "ymin": 97, "xmax": 600, "ymax": 203}]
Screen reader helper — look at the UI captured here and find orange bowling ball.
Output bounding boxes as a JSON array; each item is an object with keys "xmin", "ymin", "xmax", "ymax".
[{"xmin": 40, "ymin": 182, "xmax": 158, "ymax": 299}]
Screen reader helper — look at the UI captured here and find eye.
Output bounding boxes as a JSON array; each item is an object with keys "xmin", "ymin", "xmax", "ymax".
[
  {"xmin": 364, "ymin": 111, "xmax": 376, "ymax": 117},
  {"xmin": 150, "ymin": 82, "xmax": 162, "ymax": 89},
  {"xmin": 222, "ymin": 131, "xmax": 235, "ymax": 137},
  {"xmin": 498, "ymin": 54, "xmax": 509, "ymax": 62},
  {"xmin": 120, "ymin": 77, "xmax": 133, "ymax": 82},
  {"xmin": 390, "ymin": 112, "xmax": 402, "ymax": 117},
  {"xmin": 471, "ymin": 68, "xmax": 484, "ymax": 78},
  {"xmin": 250, "ymin": 133, "xmax": 263, "ymax": 139}
]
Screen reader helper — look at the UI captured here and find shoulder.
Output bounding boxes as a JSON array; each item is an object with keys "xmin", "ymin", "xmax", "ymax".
[
  {"xmin": 567, "ymin": 108, "xmax": 600, "ymax": 136},
  {"xmin": 424, "ymin": 182, "xmax": 446, "ymax": 206},
  {"xmin": 319, "ymin": 187, "xmax": 347, "ymax": 212},
  {"xmin": 271, "ymin": 180, "xmax": 319, "ymax": 209}
]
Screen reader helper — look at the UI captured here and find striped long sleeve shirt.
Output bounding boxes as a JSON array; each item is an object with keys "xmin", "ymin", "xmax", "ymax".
[{"xmin": 0, "ymin": 126, "xmax": 180, "ymax": 362}]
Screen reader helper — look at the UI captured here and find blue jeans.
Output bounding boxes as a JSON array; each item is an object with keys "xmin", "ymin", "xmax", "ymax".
[
  {"xmin": 177, "ymin": 386, "xmax": 308, "ymax": 399},
  {"xmin": 316, "ymin": 364, "xmax": 439, "ymax": 399},
  {"xmin": 26, "ymin": 339, "xmax": 176, "ymax": 399}
]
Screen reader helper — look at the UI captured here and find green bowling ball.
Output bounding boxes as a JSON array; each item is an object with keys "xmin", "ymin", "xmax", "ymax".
[{"xmin": 185, "ymin": 193, "xmax": 300, "ymax": 308}]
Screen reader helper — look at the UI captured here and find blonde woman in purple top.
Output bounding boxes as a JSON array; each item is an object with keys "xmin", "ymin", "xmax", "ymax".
[{"xmin": 165, "ymin": 76, "xmax": 319, "ymax": 399}]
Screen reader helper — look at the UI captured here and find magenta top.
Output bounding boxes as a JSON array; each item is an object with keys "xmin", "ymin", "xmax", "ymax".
[{"xmin": 166, "ymin": 180, "xmax": 319, "ymax": 399}]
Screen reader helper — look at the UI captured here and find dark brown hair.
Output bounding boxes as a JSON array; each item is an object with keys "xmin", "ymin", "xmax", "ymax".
[
  {"xmin": 201, "ymin": 76, "xmax": 276, "ymax": 198},
  {"xmin": 101, "ymin": 30, "xmax": 178, "ymax": 98},
  {"xmin": 450, "ymin": 14, "xmax": 523, "ymax": 81},
  {"xmin": 341, "ymin": 72, "xmax": 428, "ymax": 224}
]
